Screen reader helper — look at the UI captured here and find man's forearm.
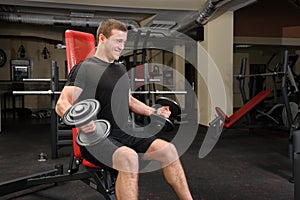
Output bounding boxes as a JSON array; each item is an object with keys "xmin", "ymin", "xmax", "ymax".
[
  {"xmin": 129, "ymin": 95, "xmax": 154, "ymax": 116},
  {"xmin": 55, "ymin": 86, "xmax": 82, "ymax": 118},
  {"xmin": 55, "ymin": 98, "xmax": 72, "ymax": 118}
]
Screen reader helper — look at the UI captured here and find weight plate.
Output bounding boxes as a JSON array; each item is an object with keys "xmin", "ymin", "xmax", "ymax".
[
  {"xmin": 76, "ymin": 119, "xmax": 111, "ymax": 146},
  {"xmin": 155, "ymin": 97, "xmax": 181, "ymax": 116},
  {"xmin": 63, "ymin": 99, "xmax": 100, "ymax": 127},
  {"xmin": 150, "ymin": 113, "xmax": 174, "ymax": 132},
  {"xmin": 0, "ymin": 49, "xmax": 7, "ymax": 67}
]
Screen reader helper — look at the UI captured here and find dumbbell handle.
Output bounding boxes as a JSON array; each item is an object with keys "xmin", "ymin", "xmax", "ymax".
[
  {"xmin": 76, "ymin": 119, "xmax": 111, "ymax": 147},
  {"xmin": 79, "ymin": 120, "xmax": 97, "ymax": 133},
  {"xmin": 149, "ymin": 114, "xmax": 174, "ymax": 132},
  {"xmin": 153, "ymin": 106, "xmax": 170, "ymax": 116}
]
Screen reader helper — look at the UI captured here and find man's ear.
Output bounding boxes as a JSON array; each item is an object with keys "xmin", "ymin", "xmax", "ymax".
[{"xmin": 99, "ymin": 33, "xmax": 106, "ymax": 43}]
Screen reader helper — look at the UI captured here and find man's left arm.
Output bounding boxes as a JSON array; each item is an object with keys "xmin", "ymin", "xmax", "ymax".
[{"xmin": 129, "ymin": 93, "xmax": 170, "ymax": 118}]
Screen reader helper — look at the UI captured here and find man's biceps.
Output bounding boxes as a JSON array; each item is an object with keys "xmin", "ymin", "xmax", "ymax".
[{"xmin": 61, "ymin": 86, "xmax": 82, "ymax": 102}]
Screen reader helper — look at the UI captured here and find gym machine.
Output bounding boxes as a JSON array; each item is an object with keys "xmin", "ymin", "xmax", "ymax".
[
  {"xmin": 234, "ymin": 53, "xmax": 299, "ymax": 128},
  {"xmin": 12, "ymin": 61, "xmax": 72, "ymax": 159},
  {"xmin": 126, "ymin": 29, "xmax": 188, "ymax": 128},
  {"xmin": 199, "ymin": 50, "xmax": 299, "ymax": 158}
]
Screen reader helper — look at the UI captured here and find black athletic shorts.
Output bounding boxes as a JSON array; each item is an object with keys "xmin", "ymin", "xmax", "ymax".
[{"xmin": 80, "ymin": 129, "xmax": 157, "ymax": 168}]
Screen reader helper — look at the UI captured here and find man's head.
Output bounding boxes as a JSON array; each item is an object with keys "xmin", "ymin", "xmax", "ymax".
[
  {"xmin": 95, "ymin": 19, "xmax": 128, "ymax": 63},
  {"xmin": 96, "ymin": 19, "xmax": 128, "ymax": 44}
]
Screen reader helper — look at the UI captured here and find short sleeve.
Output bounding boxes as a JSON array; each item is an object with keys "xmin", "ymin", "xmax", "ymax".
[{"xmin": 65, "ymin": 62, "xmax": 86, "ymax": 89}]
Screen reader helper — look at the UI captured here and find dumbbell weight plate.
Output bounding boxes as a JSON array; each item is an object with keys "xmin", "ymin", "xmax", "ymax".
[
  {"xmin": 149, "ymin": 114, "xmax": 174, "ymax": 132},
  {"xmin": 63, "ymin": 99, "xmax": 100, "ymax": 127},
  {"xmin": 155, "ymin": 97, "xmax": 181, "ymax": 116},
  {"xmin": 76, "ymin": 119, "xmax": 111, "ymax": 146}
]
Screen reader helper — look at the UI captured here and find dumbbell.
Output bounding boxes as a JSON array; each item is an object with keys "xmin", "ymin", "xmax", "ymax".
[
  {"xmin": 148, "ymin": 113, "xmax": 174, "ymax": 132},
  {"xmin": 63, "ymin": 99, "xmax": 175, "ymax": 147},
  {"xmin": 154, "ymin": 97, "xmax": 181, "ymax": 123},
  {"xmin": 63, "ymin": 99, "xmax": 111, "ymax": 147},
  {"xmin": 155, "ymin": 97, "xmax": 181, "ymax": 117}
]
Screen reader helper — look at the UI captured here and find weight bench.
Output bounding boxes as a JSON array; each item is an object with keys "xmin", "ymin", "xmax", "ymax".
[
  {"xmin": 215, "ymin": 90, "xmax": 271, "ymax": 128},
  {"xmin": 65, "ymin": 29, "xmax": 117, "ymax": 199},
  {"xmin": 199, "ymin": 90, "xmax": 272, "ymax": 158}
]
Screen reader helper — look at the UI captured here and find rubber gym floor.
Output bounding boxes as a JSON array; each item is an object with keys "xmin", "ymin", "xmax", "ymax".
[{"xmin": 0, "ymin": 118, "xmax": 294, "ymax": 200}]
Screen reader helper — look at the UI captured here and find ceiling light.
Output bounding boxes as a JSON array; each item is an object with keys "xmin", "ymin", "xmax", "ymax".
[{"xmin": 235, "ymin": 44, "xmax": 252, "ymax": 48}]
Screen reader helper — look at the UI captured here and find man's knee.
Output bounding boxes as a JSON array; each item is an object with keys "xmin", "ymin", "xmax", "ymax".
[
  {"xmin": 113, "ymin": 146, "xmax": 139, "ymax": 173},
  {"xmin": 161, "ymin": 142, "xmax": 179, "ymax": 162},
  {"xmin": 145, "ymin": 140, "xmax": 179, "ymax": 165}
]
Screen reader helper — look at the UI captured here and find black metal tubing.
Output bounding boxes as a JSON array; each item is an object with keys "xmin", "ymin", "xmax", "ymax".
[
  {"xmin": 0, "ymin": 164, "xmax": 116, "ymax": 199},
  {"xmin": 237, "ymin": 57, "xmax": 254, "ymax": 125},
  {"xmin": 27, "ymin": 171, "xmax": 91, "ymax": 186},
  {"xmin": 295, "ymin": 151, "xmax": 300, "ymax": 200},
  {"xmin": 292, "ymin": 130, "xmax": 300, "ymax": 199},
  {"xmin": 87, "ymin": 167, "xmax": 117, "ymax": 200},
  {"xmin": 142, "ymin": 31, "xmax": 151, "ymax": 108},
  {"xmin": 130, "ymin": 30, "xmax": 142, "ymax": 129},
  {"xmin": 51, "ymin": 60, "xmax": 59, "ymax": 159},
  {"xmin": 282, "ymin": 50, "xmax": 293, "ymax": 130},
  {"xmin": 0, "ymin": 168, "xmax": 61, "ymax": 196},
  {"xmin": 238, "ymin": 57, "xmax": 248, "ymax": 104},
  {"xmin": 50, "ymin": 61, "xmax": 72, "ymax": 159}
]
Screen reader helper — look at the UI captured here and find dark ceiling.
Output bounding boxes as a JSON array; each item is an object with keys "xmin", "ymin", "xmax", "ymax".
[
  {"xmin": 0, "ymin": 0, "xmax": 299, "ymax": 43},
  {"xmin": 234, "ymin": 0, "xmax": 300, "ymax": 38}
]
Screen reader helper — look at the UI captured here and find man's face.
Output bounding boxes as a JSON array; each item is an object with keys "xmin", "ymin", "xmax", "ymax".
[{"xmin": 104, "ymin": 29, "xmax": 127, "ymax": 62}]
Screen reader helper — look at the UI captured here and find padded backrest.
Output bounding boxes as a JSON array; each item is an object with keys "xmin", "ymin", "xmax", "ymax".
[
  {"xmin": 65, "ymin": 30, "xmax": 96, "ymax": 73},
  {"xmin": 65, "ymin": 30, "xmax": 96, "ymax": 159}
]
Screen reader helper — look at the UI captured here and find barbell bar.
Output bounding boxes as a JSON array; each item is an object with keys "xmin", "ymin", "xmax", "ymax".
[
  {"xmin": 13, "ymin": 90, "xmax": 61, "ymax": 95},
  {"xmin": 131, "ymin": 90, "xmax": 187, "ymax": 94},
  {"xmin": 13, "ymin": 90, "xmax": 186, "ymax": 96},
  {"xmin": 134, "ymin": 78, "xmax": 160, "ymax": 82},
  {"xmin": 22, "ymin": 78, "xmax": 67, "ymax": 82},
  {"xmin": 233, "ymin": 71, "xmax": 284, "ymax": 78}
]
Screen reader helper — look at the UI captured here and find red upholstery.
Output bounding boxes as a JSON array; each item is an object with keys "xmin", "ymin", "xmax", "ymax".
[
  {"xmin": 65, "ymin": 30, "xmax": 98, "ymax": 168},
  {"xmin": 216, "ymin": 90, "xmax": 271, "ymax": 128},
  {"xmin": 135, "ymin": 64, "xmax": 145, "ymax": 87},
  {"xmin": 127, "ymin": 64, "xmax": 145, "ymax": 87},
  {"xmin": 65, "ymin": 30, "xmax": 96, "ymax": 73}
]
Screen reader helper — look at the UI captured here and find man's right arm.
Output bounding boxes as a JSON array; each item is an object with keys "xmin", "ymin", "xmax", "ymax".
[
  {"xmin": 56, "ymin": 85, "xmax": 96, "ymax": 133},
  {"xmin": 55, "ymin": 86, "xmax": 82, "ymax": 118}
]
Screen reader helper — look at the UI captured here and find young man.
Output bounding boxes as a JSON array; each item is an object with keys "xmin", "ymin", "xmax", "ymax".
[{"xmin": 56, "ymin": 19, "xmax": 193, "ymax": 200}]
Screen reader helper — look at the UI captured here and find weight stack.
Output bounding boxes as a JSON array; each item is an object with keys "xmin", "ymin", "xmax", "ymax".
[{"xmin": 293, "ymin": 130, "xmax": 300, "ymax": 200}]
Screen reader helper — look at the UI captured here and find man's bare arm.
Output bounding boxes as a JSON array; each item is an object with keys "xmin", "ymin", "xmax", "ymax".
[
  {"xmin": 56, "ymin": 86, "xmax": 96, "ymax": 133},
  {"xmin": 129, "ymin": 94, "xmax": 154, "ymax": 116},
  {"xmin": 55, "ymin": 86, "xmax": 82, "ymax": 118},
  {"xmin": 129, "ymin": 93, "xmax": 170, "ymax": 118}
]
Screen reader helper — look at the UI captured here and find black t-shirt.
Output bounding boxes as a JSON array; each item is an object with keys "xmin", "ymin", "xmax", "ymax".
[{"xmin": 66, "ymin": 56, "xmax": 130, "ymax": 130}]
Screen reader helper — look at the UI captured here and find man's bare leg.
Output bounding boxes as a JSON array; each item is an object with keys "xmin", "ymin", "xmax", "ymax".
[
  {"xmin": 144, "ymin": 139, "xmax": 193, "ymax": 200},
  {"xmin": 162, "ymin": 158, "xmax": 193, "ymax": 199},
  {"xmin": 113, "ymin": 147, "xmax": 139, "ymax": 200}
]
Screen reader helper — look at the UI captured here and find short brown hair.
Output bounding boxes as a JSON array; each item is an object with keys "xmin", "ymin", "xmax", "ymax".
[{"xmin": 96, "ymin": 19, "xmax": 128, "ymax": 43}]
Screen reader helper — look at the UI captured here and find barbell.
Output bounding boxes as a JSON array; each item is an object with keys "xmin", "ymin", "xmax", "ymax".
[
  {"xmin": 63, "ymin": 99, "xmax": 175, "ymax": 147},
  {"xmin": 233, "ymin": 71, "xmax": 284, "ymax": 78}
]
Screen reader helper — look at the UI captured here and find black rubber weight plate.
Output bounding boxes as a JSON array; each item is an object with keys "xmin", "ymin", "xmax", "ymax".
[{"xmin": 156, "ymin": 97, "xmax": 181, "ymax": 116}]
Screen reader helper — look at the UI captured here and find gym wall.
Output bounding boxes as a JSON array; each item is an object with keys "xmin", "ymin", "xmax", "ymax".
[{"xmin": 0, "ymin": 23, "xmax": 67, "ymax": 110}]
